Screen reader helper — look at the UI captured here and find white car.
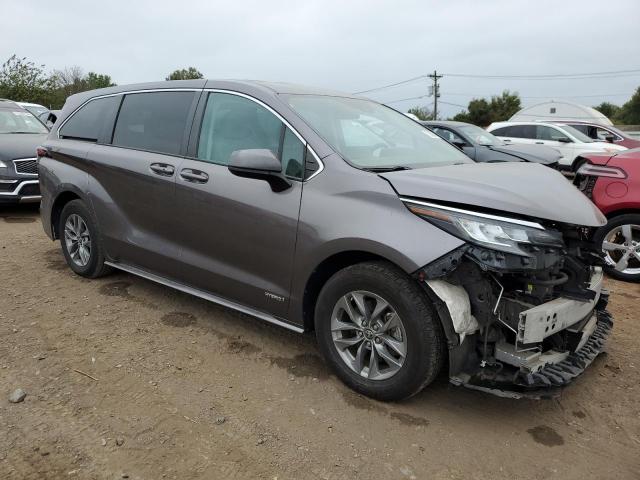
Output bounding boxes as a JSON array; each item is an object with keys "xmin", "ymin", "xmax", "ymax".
[
  {"xmin": 16, "ymin": 101, "xmax": 49, "ymax": 118},
  {"xmin": 487, "ymin": 121, "xmax": 627, "ymax": 169}
]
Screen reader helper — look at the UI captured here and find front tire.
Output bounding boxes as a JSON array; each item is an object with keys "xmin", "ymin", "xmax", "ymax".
[
  {"xmin": 594, "ymin": 214, "xmax": 640, "ymax": 282},
  {"xmin": 59, "ymin": 199, "xmax": 111, "ymax": 278},
  {"xmin": 315, "ymin": 261, "xmax": 445, "ymax": 401}
]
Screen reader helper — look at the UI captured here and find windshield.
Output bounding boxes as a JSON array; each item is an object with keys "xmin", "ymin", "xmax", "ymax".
[
  {"xmin": 0, "ymin": 108, "xmax": 48, "ymax": 134},
  {"xmin": 285, "ymin": 95, "xmax": 472, "ymax": 169},
  {"xmin": 559, "ymin": 124, "xmax": 593, "ymax": 143},
  {"xmin": 22, "ymin": 105, "xmax": 49, "ymax": 117},
  {"xmin": 458, "ymin": 124, "xmax": 501, "ymax": 146}
]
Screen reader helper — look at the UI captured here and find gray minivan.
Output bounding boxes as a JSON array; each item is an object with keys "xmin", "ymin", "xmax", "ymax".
[{"xmin": 39, "ymin": 80, "xmax": 613, "ymax": 400}]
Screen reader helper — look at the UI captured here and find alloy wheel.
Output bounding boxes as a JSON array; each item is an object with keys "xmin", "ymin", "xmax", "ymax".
[
  {"xmin": 602, "ymin": 223, "xmax": 640, "ymax": 275},
  {"xmin": 330, "ymin": 290, "xmax": 407, "ymax": 381},
  {"xmin": 64, "ymin": 213, "xmax": 92, "ymax": 267}
]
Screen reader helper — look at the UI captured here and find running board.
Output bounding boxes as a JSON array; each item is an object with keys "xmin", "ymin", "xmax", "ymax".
[{"xmin": 104, "ymin": 261, "xmax": 305, "ymax": 334}]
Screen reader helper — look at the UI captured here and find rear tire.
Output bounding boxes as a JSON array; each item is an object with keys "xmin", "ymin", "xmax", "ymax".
[
  {"xmin": 594, "ymin": 214, "xmax": 640, "ymax": 282},
  {"xmin": 315, "ymin": 261, "xmax": 445, "ymax": 401},
  {"xmin": 59, "ymin": 200, "xmax": 112, "ymax": 278}
]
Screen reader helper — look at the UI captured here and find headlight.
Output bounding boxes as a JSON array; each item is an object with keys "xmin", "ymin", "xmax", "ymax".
[
  {"xmin": 0, "ymin": 160, "xmax": 7, "ymax": 168},
  {"xmin": 402, "ymin": 199, "xmax": 564, "ymax": 256}
]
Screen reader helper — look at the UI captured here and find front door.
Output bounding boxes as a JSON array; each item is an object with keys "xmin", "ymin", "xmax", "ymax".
[{"xmin": 174, "ymin": 92, "xmax": 306, "ymax": 317}]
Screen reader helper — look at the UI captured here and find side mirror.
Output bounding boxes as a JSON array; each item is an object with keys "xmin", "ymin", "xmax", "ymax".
[
  {"xmin": 604, "ymin": 135, "xmax": 615, "ymax": 143},
  {"xmin": 228, "ymin": 149, "xmax": 291, "ymax": 192},
  {"xmin": 557, "ymin": 137, "xmax": 572, "ymax": 143}
]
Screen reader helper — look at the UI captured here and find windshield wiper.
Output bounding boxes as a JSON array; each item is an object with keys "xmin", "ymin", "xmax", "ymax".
[{"xmin": 365, "ymin": 165, "xmax": 412, "ymax": 172}]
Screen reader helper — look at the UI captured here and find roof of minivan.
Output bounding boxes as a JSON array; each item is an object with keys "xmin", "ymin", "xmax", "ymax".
[
  {"xmin": 61, "ymin": 79, "xmax": 359, "ymax": 112},
  {"xmin": 420, "ymin": 120, "xmax": 470, "ymax": 127}
]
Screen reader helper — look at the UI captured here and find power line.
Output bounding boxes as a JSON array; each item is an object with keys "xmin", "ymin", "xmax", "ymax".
[
  {"xmin": 442, "ymin": 69, "xmax": 640, "ymax": 80},
  {"xmin": 354, "ymin": 69, "xmax": 640, "ymax": 95},
  {"xmin": 442, "ymin": 92, "xmax": 633, "ymax": 99},
  {"xmin": 352, "ymin": 75, "xmax": 427, "ymax": 95}
]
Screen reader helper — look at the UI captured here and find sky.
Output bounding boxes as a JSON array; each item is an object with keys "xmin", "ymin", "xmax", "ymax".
[{"xmin": 3, "ymin": 0, "xmax": 640, "ymax": 118}]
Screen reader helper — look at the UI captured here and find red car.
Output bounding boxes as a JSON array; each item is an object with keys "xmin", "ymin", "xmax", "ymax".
[{"xmin": 574, "ymin": 148, "xmax": 640, "ymax": 281}]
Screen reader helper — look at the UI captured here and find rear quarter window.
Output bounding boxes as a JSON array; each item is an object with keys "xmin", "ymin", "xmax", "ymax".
[{"xmin": 59, "ymin": 96, "xmax": 121, "ymax": 142}]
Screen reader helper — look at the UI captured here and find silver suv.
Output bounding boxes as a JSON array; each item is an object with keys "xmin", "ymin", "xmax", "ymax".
[{"xmin": 39, "ymin": 80, "xmax": 613, "ymax": 400}]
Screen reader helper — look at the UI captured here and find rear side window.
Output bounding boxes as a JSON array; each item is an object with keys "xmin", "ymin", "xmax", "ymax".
[
  {"xmin": 59, "ymin": 96, "xmax": 121, "ymax": 142},
  {"xmin": 494, "ymin": 125, "xmax": 535, "ymax": 139},
  {"xmin": 197, "ymin": 92, "xmax": 305, "ymax": 180},
  {"xmin": 112, "ymin": 91, "xmax": 195, "ymax": 156}
]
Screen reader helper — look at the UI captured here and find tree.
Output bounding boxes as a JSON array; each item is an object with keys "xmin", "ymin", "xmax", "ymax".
[
  {"xmin": 85, "ymin": 72, "xmax": 116, "ymax": 90},
  {"xmin": 451, "ymin": 90, "xmax": 521, "ymax": 127},
  {"xmin": 0, "ymin": 55, "xmax": 52, "ymax": 105},
  {"xmin": 489, "ymin": 90, "xmax": 521, "ymax": 122},
  {"xmin": 166, "ymin": 67, "xmax": 204, "ymax": 81},
  {"xmin": 407, "ymin": 106, "xmax": 432, "ymax": 120},
  {"xmin": 593, "ymin": 102, "xmax": 621, "ymax": 120},
  {"xmin": 616, "ymin": 87, "xmax": 640, "ymax": 125}
]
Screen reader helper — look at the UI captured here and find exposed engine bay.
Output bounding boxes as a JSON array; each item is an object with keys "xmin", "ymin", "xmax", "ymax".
[{"xmin": 418, "ymin": 222, "xmax": 613, "ymax": 398}]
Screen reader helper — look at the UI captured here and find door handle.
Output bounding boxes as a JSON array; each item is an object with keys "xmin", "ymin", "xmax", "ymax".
[
  {"xmin": 535, "ymin": 141, "xmax": 544, "ymax": 144},
  {"xmin": 150, "ymin": 163, "xmax": 175, "ymax": 176},
  {"xmin": 180, "ymin": 168, "xmax": 209, "ymax": 183}
]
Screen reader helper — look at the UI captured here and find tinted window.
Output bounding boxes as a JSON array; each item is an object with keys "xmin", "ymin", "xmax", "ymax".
[
  {"xmin": 112, "ymin": 92, "xmax": 194, "ymax": 155},
  {"xmin": 59, "ymin": 96, "xmax": 120, "ymax": 142},
  {"xmin": 281, "ymin": 128, "xmax": 305, "ymax": 180},
  {"xmin": 495, "ymin": 125, "xmax": 535, "ymax": 138},
  {"xmin": 197, "ymin": 93, "xmax": 282, "ymax": 166}
]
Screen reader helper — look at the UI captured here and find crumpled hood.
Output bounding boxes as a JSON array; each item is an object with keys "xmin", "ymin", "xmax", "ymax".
[
  {"xmin": 381, "ymin": 162, "xmax": 606, "ymax": 227},
  {"xmin": 488, "ymin": 143, "xmax": 561, "ymax": 164},
  {"xmin": 0, "ymin": 133, "xmax": 47, "ymax": 161}
]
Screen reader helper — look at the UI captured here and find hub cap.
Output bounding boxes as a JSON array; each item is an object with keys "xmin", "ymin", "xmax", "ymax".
[
  {"xmin": 64, "ymin": 214, "xmax": 92, "ymax": 267},
  {"xmin": 602, "ymin": 224, "xmax": 640, "ymax": 275},
  {"xmin": 330, "ymin": 291, "xmax": 407, "ymax": 381}
]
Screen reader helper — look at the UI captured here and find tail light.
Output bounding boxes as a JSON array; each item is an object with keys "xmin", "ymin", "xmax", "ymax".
[
  {"xmin": 36, "ymin": 147, "xmax": 51, "ymax": 158},
  {"xmin": 576, "ymin": 162, "xmax": 627, "ymax": 179}
]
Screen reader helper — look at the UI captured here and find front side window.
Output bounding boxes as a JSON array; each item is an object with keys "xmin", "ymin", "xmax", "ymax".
[
  {"xmin": 286, "ymin": 95, "xmax": 471, "ymax": 170},
  {"xmin": 432, "ymin": 127, "xmax": 465, "ymax": 144},
  {"xmin": 536, "ymin": 126, "xmax": 567, "ymax": 141},
  {"xmin": 196, "ymin": 93, "xmax": 305, "ymax": 180},
  {"xmin": 458, "ymin": 124, "xmax": 500, "ymax": 146},
  {"xmin": 112, "ymin": 91, "xmax": 194, "ymax": 155},
  {"xmin": 0, "ymin": 108, "xmax": 48, "ymax": 134}
]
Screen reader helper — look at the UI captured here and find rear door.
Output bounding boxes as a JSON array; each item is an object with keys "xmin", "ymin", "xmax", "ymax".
[
  {"xmin": 173, "ymin": 91, "xmax": 306, "ymax": 317},
  {"xmin": 86, "ymin": 90, "xmax": 199, "ymax": 277}
]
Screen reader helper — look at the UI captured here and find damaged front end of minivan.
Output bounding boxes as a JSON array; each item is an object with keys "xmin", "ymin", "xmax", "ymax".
[{"xmin": 404, "ymin": 198, "xmax": 613, "ymax": 399}]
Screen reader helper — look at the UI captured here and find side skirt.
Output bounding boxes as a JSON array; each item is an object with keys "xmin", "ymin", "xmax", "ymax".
[{"xmin": 104, "ymin": 261, "xmax": 305, "ymax": 334}]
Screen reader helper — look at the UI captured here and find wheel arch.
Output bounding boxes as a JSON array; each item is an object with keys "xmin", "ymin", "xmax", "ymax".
[
  {"xmin": 301, "ymin": 250, "xmax": 400, "ymax": 332},
  {"xmin": 50, "ymin": 189, "xmax": 84, "ymax": 239}
]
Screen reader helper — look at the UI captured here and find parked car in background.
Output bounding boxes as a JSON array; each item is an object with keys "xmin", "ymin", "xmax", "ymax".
[
  {"xmin": 0, "ymin": 100, "xmax": 48, "ymax": 204},
  {"xmin": 17, "ymin": 101, "xmax": 49, "ymax": 119},
  {"xmin": 487, "ymin": 121, "xmax": 627, "ymax": 170},
  {"xmin": 422, "ymin": 120, "xmax": 561, "ymax": 167},
  {"xmin": 39, "ymin": 80, "xmax": 613, "ymax": 400},
  {"xmin": 547, "ymin": 121, "xmax": 640, "ymax": 149},
  {"xmin": 573, "ymin": 148, "xmax": 640, "ymax": 282}
]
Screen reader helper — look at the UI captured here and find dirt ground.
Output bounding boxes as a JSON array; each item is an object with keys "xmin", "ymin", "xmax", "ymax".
[{"xmin": 0, "ymin": 205, "xmax": 639, "ymax": 480}]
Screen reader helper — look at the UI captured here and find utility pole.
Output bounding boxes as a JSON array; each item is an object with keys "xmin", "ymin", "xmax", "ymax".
[{"xmin": 427, "ymin": 70, "xmax": 442, "ymax": 120}]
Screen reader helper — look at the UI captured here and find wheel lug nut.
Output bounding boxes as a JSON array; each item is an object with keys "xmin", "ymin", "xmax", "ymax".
[{"xmin": 374, "ymin": 337, "xmax": 381, "ymax": 344}]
